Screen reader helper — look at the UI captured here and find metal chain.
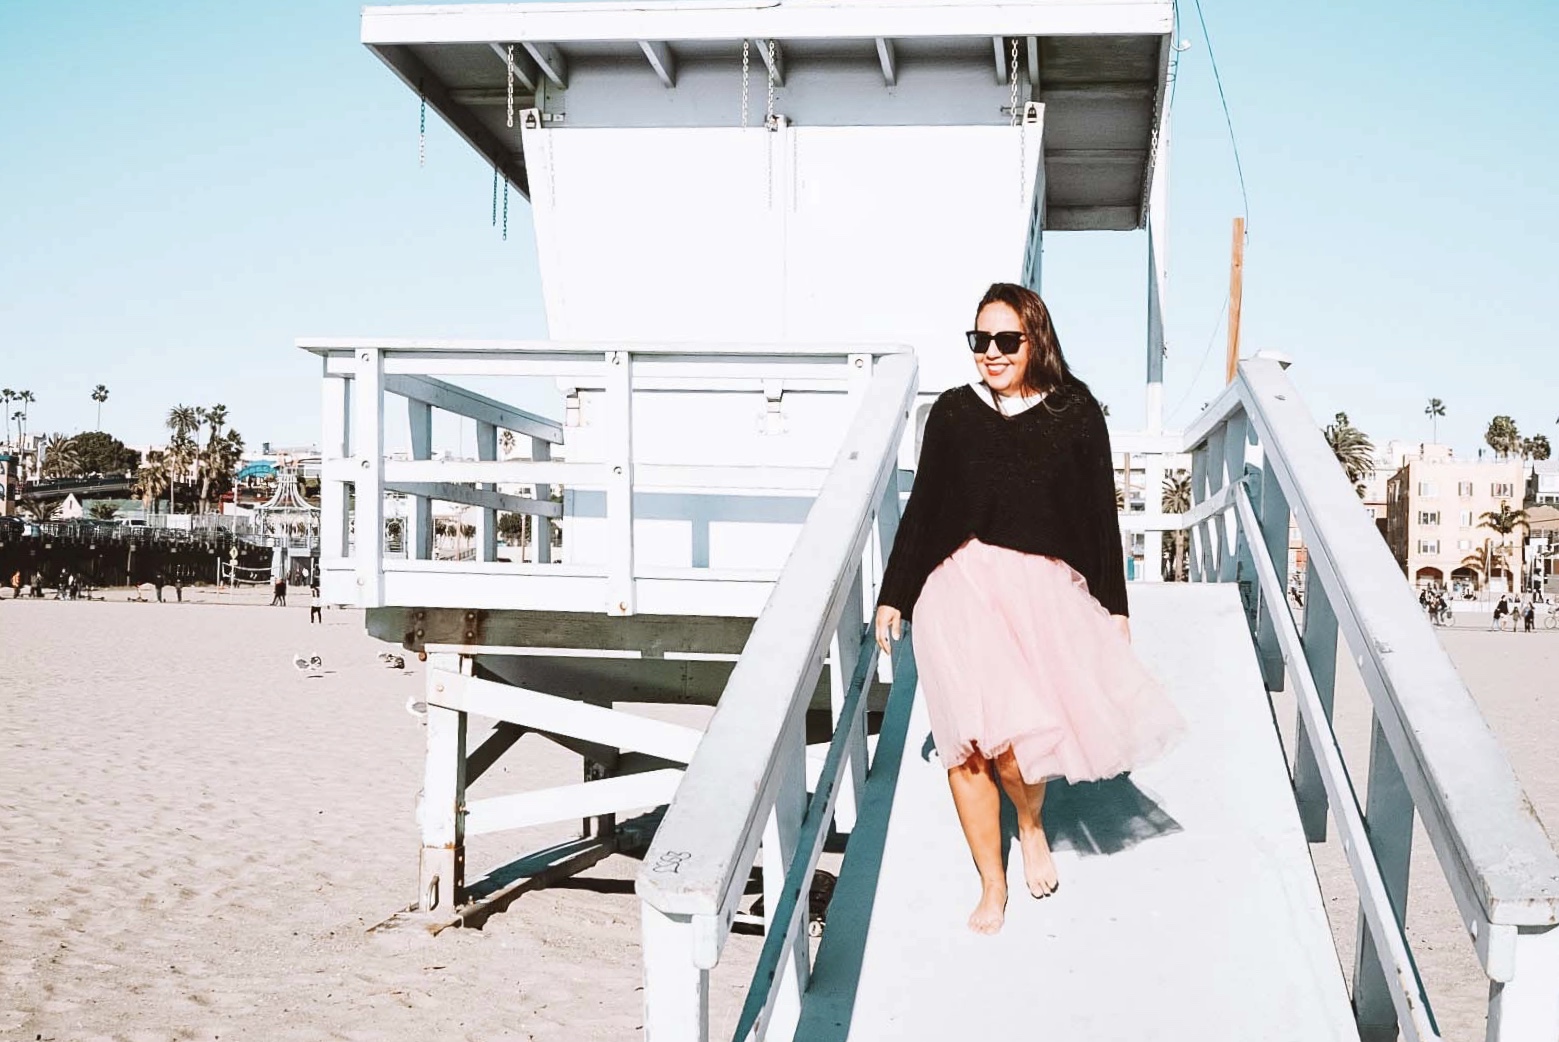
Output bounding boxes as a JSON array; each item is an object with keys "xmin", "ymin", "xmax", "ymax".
[
  {"xmin": 506, "ymin": 45, "xmax": 515, "ymax": 129},
  {"xmin": 492, "ymin": 166, "xmax": 499, "ymax": 227},
  {"xmin": 766, "ymin": 41, "xmax": 776, "ymax": 129},
  {"xmin": 503, "ymin": 180, "xmax": 509, "ymax": 241},
  {"xmin": 419, "ymin": 83, "xmax": 427, "ymax": 167},
  {"xmin": 1010, "ymin": 39, "xmax": 1024, "ymax": 205},
  {"xmin": 740, "ymin": 39, "xmax": 750, "ymax": 129}
]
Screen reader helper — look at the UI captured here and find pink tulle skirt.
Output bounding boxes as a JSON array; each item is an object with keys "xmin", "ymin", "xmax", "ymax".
[{"xmin": 911, "ymin": 539, "xmax": 1184, "ymax": 785}]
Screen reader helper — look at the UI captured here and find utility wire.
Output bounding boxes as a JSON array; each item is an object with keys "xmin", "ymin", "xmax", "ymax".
[
  {"xmin": 1190, "ymin": 0, "xmax": 1249, "ymax": 228},
  {"xmin": 1168, "ymin": 293, "xmax": 1230, "ymax": 424}
]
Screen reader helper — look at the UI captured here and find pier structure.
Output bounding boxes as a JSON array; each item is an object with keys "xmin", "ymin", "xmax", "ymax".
[{"xmin": 311, "ymin": 2, "xmax": 1559, "ymax": 1039}]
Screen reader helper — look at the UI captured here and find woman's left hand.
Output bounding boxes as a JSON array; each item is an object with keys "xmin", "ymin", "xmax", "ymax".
[{"xmin": 1112, "ymin": 615, "xmax": 1131, "ymax": 643}]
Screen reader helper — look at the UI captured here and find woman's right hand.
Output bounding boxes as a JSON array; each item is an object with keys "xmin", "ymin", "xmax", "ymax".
[{"xmin": 874, "ymin": 605, "xmax": 903, "ymax": 657}]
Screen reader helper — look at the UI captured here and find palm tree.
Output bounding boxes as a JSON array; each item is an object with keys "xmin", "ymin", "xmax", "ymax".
[
  {"xmin": 0, "ymin": 389, "xmax": 12, "ymax": 445},
  {"xmin": 1521, "ymin": 435, "xmax": 1551, "ymax": 461},
  {"xmin": 499, "ymin": 429, "xmax": 515, "ymax": 456},
  {"xmin": 1425, "ymin": 398, "xmax": 1445, "ymax": 443},
  {"xmin": 1323, "ymin": 412, "xmax": 1375, "ymax": 497},
  {"xmin": 16, "ymin": 391, "xmax": 34, "ymax": 446},
  {"xmin": 1479, "ymin": 501, "xmax": 1529, "ymax": 591},
  {"xmin": 40, "ymin": 433, "xmax": 81, "ymax": 479},
  {"xmin": 195, "ymin": 405, "xmax": 244, "ymax": 513},
  {"xmin": 134, "ymin": 451, "xmax": 170, "ymax": 514},
  {"xmin": 1485, "ymin": 415, "xmax": 1521, "ymax": 458},
  {"xmin": 89, "ymin": 501, "xmax": 119, "ymax": 521},
  {"xmin": 91, "ymin": 385, "xmax": 109, "ymax": 430},
  {"xmin": 1161, "ymin": 468, "xmax": 1191, "ymax": 581},
  {"xmin": 165, "ymin": 404, "xmax": 201, "ymax": 512}
]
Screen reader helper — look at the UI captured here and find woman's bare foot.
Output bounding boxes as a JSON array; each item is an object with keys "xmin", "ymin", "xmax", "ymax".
[
  {"xmin": 968, "ymin": 876, "xmax": 1008, "ymax": 934},
  {"xmin": 1019, "ymin": 827, "xmax": 1059, "ymax": 897}
]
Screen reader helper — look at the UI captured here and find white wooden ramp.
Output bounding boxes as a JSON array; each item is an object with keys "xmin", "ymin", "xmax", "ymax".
[{"xmin": 796, "ymin": 583, "xmax": 1360, "ymax": 1042}]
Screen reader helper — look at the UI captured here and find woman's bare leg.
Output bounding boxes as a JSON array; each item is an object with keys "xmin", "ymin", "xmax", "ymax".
[
  {"xmin": 946, "ymin": 754, "xmax": 1007, "ymax": 934},
  {"xmin": 994, "ymin": 750, "xmax": 1058, "ymax": 897}
]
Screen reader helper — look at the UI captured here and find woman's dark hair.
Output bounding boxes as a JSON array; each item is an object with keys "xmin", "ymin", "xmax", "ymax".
[{"xmin": 974, "ymin": 283, "xmax": 1090, "ymax": 407}]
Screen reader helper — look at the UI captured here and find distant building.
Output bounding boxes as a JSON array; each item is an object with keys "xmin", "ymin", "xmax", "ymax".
[
  {"xmin": 1385, "ymin": 445, "xmax": 1525, "ymax": 593},
  {"xmin": 1529, "ymin": 459, "xmax": 1559, "ymax": 507},
  {"xmin": 1526, "ymin": 504, "xmax": 1559, "ymax": 596},
  {"xmin": 1362, "ymin": 440, "xmax": 1421, "ymax": 539}
]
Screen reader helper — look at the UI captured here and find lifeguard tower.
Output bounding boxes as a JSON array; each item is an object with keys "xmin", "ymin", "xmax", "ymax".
[{"xmin": 308, "ymin": 2, "xmax": 1559, "ymax": 1039}]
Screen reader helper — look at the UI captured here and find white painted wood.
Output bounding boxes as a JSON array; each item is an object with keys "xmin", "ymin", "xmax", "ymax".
[
  {"xmin": 990, "ymin": 35, "xmax": 1007, "ymax": 84},
  {"xmin": 605, "ymin": 350, "xmax": 637, "ymax": 615},
  {"xmin": 1233, "ymin": 484, "xmax": 1437, "ymax": 1042},
  {"xmin": 1198, "ymin": 423, "xmax": 1227, "ymax": 581},
  {"xmin": 428, "ymin": 669, "xmax": 703, "ymax": 763},
  {"xmin": 420, "ymin": 653, "xmax": 466, "ymax": 914},
  {"xmin": 407, "ymin": 400, "xmax": 434, "ymax": 561},
  {"xmin": 374, "ymin": 459, "xmax": 606, "ymax": 486},
  {"xmin": 1353, "ymin": 717, "xmax": 1418, "ymax": 1042},
  {"xmin": 641, "ymin": 905, "xmax": 709, "ymax": 1042},
  {"xmin": 873, "ymin": 37, "xmax": 895, "ymax": 86},
  {"xmin": 475, "ymin": 420, "xmax": 498, "ymax": 563},
  {"xmin": 760, "ymin": 714, "xmax": 808, "ymax": 1040},
  {"xmin": 384, "ymin": 373, "xmax": 563, "ymax": 443},
  {"xmin": 301, "ymin": 336, "xmax": 912, "ymax": 359},
  {"xmin": 1187, "ymin": 443, "xmax": 1207, "ymax": 583},
  {"xmin": 1485, "ymin": 925, "xmax": 1559, "ymax": 1042},
  {"xmin": 522, "ymin": 40, "xmax": 568, "ymax": 87},
  {"xmin": 753, "ymin": 37, "xmax": 784, "ymax": 86},
  {"xmin": 320, "ymin": 368, "xmax": 351, "ymax": 563},
  {"xmin": 1254, "ymin": 451, "xmax": 1290, "ymax": 689},
  {"xmin": 385, "ymin": 482, "xmax": 561, "ymax": 518},
  {"xmin": 1294, "ymin": 554, "xmax": 1341, "ymax": 843},
  {"xmin": 362, "ymin": 4, "xmax": 1176, "ymax": 48},
  {"xmin": 352, "ymin": 348, "xmax": 386, "ymax": 606},
  {"xmin": 1218, "ymin": 414, "xmax": 1249, "ymax": 585},
  {"xmin": 1235, "ymin": 358, "xmax": 1559, "ymax": 929},
  {"xmin": 829, "ymin": 567, "xmax": 866, "ymax": 833},
  {"xmin": 488, "ymin": 40, "xmax": 538, "ymax": 92},
  {"xmin": 637, "ymin": 353, "xmax": 914, "ymax": 920},
  {"xmin": 638, "ymin": 39, "xmax": 677, "ymax": 87},
  {"xmin": 465, "ymin": 769, "xmax": 684, "ymax": 836},
  {"xmin": 798, "ymin": 585, "xmax": 1357, "ymax": 1040},
  {"xmin": 532, "ymin": 435, "xmax": 554, "ymax": 564}
]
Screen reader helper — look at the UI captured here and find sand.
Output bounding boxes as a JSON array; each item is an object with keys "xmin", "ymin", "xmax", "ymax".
[
  {"xmin": 2, "ymin": 590, "xmax": 1555, "ymax": 1041},
  {"xmin": 0, "ymin": 591, "xmax": 759, "ymax": 1042}
]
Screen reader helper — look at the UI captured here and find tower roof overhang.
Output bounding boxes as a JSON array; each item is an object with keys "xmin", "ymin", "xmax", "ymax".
[{"xmin": 363, "ymin": 1, "xmax": 1173, "ymax": 231}]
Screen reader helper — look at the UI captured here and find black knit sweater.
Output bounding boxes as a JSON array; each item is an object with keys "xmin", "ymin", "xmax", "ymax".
[{"xmin": 877, "ymin": 379, "xmax": 1130, "ymax": 620}]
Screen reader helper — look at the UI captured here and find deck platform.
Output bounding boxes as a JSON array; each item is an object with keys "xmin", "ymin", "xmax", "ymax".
[{"xmin": 797, "ymin": 583, "xmax": 1360, "ymax": 1042}]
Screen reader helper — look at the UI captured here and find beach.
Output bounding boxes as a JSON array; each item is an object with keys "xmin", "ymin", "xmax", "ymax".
[
  {"xmin": 1, "ymin": 592, "xmax": 1555, "ymax": 1041},
  {"xmin": 0, "ymin": 593, "xmax": 758, "ymax": 1042}
]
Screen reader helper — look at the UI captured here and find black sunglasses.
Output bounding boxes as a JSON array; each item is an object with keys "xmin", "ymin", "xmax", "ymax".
[{"xmin": 966, "ymin": 330, "xmax": 1026, "ymax": 355}]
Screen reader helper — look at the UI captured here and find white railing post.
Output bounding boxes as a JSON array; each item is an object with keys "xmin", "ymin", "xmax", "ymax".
[
  {"xmin": 761, "ymin": 713, "xmax": 810, "ymax": 1039},
  {"xmin": 1252, "ymin": 448, "xmax": 1290, "ymax": 691},
  {"xmin": 605, "ymin": 350, "xmax": 635, "ymax": 615},
  {"xmin": 641, "ymin": 905, "xmax": 709, "ymax": 1042},
  {"xmin": 320, "ymin": 364, "xmax": 351, "ymax": 560},
  {"xmin": 1353, "ymin": 717, "xmax": 1417, "ymax": 1042},
  {"xmin": 408, "ymin": 399, "xmax": 433, "ymax": 561},
  {"xmin": 476, "ymin": 420, "xmax": 498, "ymax": 562},
  {"xmin": 352, "ymin": 347, "xmax": 385, "ymax": 605},
  {"xmin": 1218, "ymin": 413, "xmax": 1249, "ymax": 586},
  {"xmin": 1199, "ymin": 423, "xmax": 1227, "ymax": 579},
  {"xmin": 532, "ymin": 435, "xmax": 554, "ymax": 564},
  {"xmin": 1293, "ymin": 555, "xmax": 1340, "ymax": 842},
  {"xmin": 1188, "ymin": 443, "xmax": 1207, "ymax": 582},
  {"xmin": 829, "ymin": 564, "xmax": 867, "ymax": 833},
  {"xmin": 420, "ymin": 653, "xmax": 467, "ymax": 913},
  {"xmin": 1486, "ymin": 925, "xmax": 1559, "ymax": 1041}
]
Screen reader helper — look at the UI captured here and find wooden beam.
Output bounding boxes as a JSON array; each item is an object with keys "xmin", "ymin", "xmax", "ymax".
[
  {"xmin": 874, "ymin": 37, "xmax": 896, "ymax": 86},
  {"xmin": 1226, "ymin": 217, "xmax": 1246, "ymax": 383},
  {"xmin": 367, "ymin": 607, "xmax": 755, "ymax": 656},
  {"xmin": 368, "ymin": 44, "xmax": 528, "ymax": 196},
  {"xmin": 385, "ymin": 481, "xmax": 561, "ymax": 518},
  {"xmin": 753, "ymin": 38, "xmax": 784, "ymax": 86},
  {"xmin": 488, "ymin": 41, "xmax": 538, "ymax": 91},
  {"xmin": 449, "ymin": 86, "xmax": 539, "ymax": 107},
  {"xmin": 383, "ymin": 374, "xmax": 562, "ymax": 443},
  {"xmin": 639, "ymin": 40, "xmax": 677, "ymax": 87},
  {"xmin": 522, "ymin": 41, "xmax": 568, "ymax": 88},
  {"xmin": 1026, "ymin": 35, "xmax": 1041, "ymax": 92},
  {"xmin": 1045, "ymin": 205, "xmax": 1140, "ymax": 232}
]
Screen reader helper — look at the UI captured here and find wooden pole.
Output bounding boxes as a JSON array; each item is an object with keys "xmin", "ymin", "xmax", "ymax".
[{"xmin": 1225, "ymin": 217, "xmax": 1246, "ymax": 383}]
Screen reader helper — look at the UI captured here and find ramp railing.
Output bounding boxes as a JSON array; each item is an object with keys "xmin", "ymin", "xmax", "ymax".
[
  {"xmin": 1185, "ymin": 357, "xmax": 1559, "ymax": 1042},
  {"xmin": 635, "ymin": 351, "xmax": 917, "ymax": 1041}
]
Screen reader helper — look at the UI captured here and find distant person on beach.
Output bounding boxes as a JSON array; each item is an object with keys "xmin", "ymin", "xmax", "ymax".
[
  {"xmin": 67, "ymin": 572, "xmax": 79, "ymax": 600},
  {"xmin": 310, "ymin": 585, "xmax": 322, "ymax": 624},
  {"xmin": 174, "ymin": 574, "xmax": 183, "ymax": 603},
  {"xmin": 153, "ymin": 572, "xmax": 165, "ymax": 603},
  {"xmin": 9, "ymin": 570, "xmax": 19, "ymax": 598},
  {"xmin": 1524, "ymin": 601, "xmax": 1536, "ymax": 632},
  {"xmin": 271, "ymin": 575, "xmax": 287, "ymax": 607},
  {"xmin": 1492, "ymin": 595, "xmax": 1509, "ymax": 630}
]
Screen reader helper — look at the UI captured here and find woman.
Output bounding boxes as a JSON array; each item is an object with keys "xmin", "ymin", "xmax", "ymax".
[{"xmin": 874, "ymin": 283, "xmax": 1184, "ymax": 935}]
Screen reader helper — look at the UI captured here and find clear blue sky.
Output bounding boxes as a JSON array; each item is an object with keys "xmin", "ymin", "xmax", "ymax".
[{"xmin": 1, "ymin": 0, "xmax": 1555, "ymax": 459}]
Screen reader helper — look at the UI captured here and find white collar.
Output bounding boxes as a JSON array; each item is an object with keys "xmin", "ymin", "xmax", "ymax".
[{"xmin": 970, "ymin": 380, "xmax": 1047, "ymax": 416}]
